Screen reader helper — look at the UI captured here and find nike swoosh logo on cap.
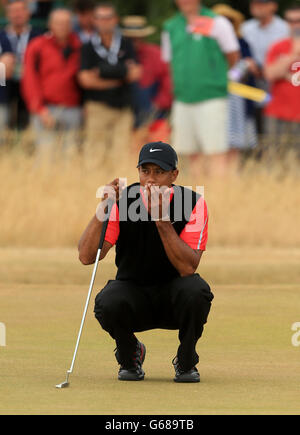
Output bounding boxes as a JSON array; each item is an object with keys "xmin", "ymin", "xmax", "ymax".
[{"xmin": 150, "ymin": 149, "xmax": 163, "ymax": 153}]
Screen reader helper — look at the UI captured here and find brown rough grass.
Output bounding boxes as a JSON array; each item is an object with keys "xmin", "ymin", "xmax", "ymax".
[{"xmin": 0, "ymin": 147, "xmax": 299, "ymax": 248}]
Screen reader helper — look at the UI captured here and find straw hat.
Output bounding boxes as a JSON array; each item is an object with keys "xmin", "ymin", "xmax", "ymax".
[
  {"xmin": 121, "ymin": 16, "xmax": 156, "ymax": 38},
  {"xmin": 212, "ymin": 4, "xmax": 245, "ymax": 37}
]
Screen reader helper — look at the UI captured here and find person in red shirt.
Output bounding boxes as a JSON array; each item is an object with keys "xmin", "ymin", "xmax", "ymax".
[
  {"xmin": 122, "ymin": 16, "xmax": 173, "ymax": 151},
  {"xmin": 22, "ymin": 8, "xmax": 82, "ymax": 161},
  {"xmin": 264, "ymin": 3, "xmax": 300, "ymax": 157}
]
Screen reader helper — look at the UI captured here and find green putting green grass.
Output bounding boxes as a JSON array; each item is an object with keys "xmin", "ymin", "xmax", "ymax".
[{"xmin": 1, "ymin": 247, "xmax": 300, "ymax": 415}]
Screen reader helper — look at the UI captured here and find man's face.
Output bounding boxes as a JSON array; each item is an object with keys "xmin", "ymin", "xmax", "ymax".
[
  {"xmin": 250, "ymin": 1, "xmax": 278, "ymax": 20},
  {"xmin": 93, "ymin": 6, "xmax": 119, "ymax": 35},
  {"xmin": 7, "ymin": 1, "xmax": 30, "ymax": 28},
  {"xmin": 175, "ymin": 0, "xmax": 200, "ymax": 16},
  {"xmin": 285, "ymin": 9, "xmax": 300, "ymax": 35},
  {"xmin": 139, "ymin": 164, "xmax": 179, "ymax": 189},
  {"xmin": 49, "ymin": 11, "xmax": 72, "ymax": 41},
  {"xmin": 77, "ymin": 10, "xmax": 94, "ymax": 30}
]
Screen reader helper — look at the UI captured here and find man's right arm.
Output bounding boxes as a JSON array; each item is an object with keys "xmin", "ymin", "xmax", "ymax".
[
  {"xmin": 21, "ymin": 38, "xmax": 57, "ymax": 128},
  {"xmin": 78, "ymin": 43, "xmax": 122, "ymax": 90},
  {"xmin": 22, "ymin": 38, "xmax": 45, "ymax": 114},
  {"xmin": 78, "ymin": 179, "xmax": 122, "ymax": 265},
  {"xmin": 78, "ymin": 69, "xmax": 123, "ymax": 90},
  {"xmin": 161, "ymin": 31, "xmax": 172, "ymax": 64},
  {"xmin": 78, "ymin": 211, "xmax": 113, "ymax": 265}
]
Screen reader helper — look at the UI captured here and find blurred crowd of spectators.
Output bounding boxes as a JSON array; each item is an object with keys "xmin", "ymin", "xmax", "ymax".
[{"xmin": 0, "ymin": 0, "xmax": 299, "ymax": 174}]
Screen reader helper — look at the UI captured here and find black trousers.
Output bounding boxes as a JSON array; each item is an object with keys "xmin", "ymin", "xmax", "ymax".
[
  {"xmin": 94, "ymin": 274, "xmax": 214, "ymax": 372},
  {"xmin": 8, "ymin": 81, "xmax": 30, "ymax": 130}
]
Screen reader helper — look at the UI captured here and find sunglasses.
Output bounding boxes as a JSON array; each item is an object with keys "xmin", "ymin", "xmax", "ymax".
[{"xmin": 95, "ymin": 13, "xmax": 116, "ymax": 20}]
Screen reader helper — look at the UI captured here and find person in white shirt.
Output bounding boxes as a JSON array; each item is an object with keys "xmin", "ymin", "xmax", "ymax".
[{"xmin": 241, "ymin": 0, "xmax": 289, "ymax": 134}]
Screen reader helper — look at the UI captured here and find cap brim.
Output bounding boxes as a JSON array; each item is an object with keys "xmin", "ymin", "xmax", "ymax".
[{"xmin": 137, "ymin": 159, "xmax": 175, "ymax": 171}]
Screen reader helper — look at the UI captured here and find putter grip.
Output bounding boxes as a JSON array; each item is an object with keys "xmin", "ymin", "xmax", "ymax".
[{"xmin": 98, "ymin": 199, "xmax": 114, "ymax": 250}]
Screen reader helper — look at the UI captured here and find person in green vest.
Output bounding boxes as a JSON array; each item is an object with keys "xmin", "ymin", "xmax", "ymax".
[{"xmin": 162, "ymin": 0, "xmax": 240, "ymax": 177}]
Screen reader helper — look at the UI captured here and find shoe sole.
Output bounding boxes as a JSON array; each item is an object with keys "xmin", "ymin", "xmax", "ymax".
[
  {"xmin": 118, "ymin": 375, "xmax": 145, "ymax": 381},
  {"xmin": 174, "ymin": 372, "xmax": 200, "ymax": 383},
  {"xmin": 174, "ymin": 377, "xmax": 200, "ymax": 383},
  {"xmin": 118, "ymin": 369, "xmax": 145, "ymax": 381}
]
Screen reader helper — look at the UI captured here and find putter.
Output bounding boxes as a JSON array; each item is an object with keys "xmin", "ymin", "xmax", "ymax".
[{"xmin": 56, "ymin": 199, "xmax": 114, "ymax": 389}]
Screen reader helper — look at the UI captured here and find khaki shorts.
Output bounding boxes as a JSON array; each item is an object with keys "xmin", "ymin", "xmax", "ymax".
[
  {"xmin": 84, "ymin": 101, "xmax": 133, "ymax": 151},
  {"xmin": 171, "ymin": 98, "xmax": 229, "ymax": 156}
]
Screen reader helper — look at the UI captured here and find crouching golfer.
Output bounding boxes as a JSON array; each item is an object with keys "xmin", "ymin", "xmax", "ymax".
[{"xmin": 78, "ymin": 142, "xmax": 214, "ymax": 383}]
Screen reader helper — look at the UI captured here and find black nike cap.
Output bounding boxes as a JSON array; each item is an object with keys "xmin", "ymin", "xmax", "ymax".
[{"xmin": 137, "ymin": 142, "xmax": 178, "ymax": 171}]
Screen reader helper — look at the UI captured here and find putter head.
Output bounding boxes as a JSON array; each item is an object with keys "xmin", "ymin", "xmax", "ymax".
[
  {"xmin": 56, "ymin": 371, "xmax": 71, "ymax": 389},
  {"xmin": 56, "ymin": 382, "xmax": 69, "ymax": 389}
]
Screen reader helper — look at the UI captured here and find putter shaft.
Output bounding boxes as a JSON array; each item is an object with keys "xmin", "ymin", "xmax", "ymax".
[
  {"xmin": 55, "ymin": 200, "xmax": 113, "ymax": 389},
  {"xmin": 55, "ymin": 248, "xmax": 101, "ymax": 389}
]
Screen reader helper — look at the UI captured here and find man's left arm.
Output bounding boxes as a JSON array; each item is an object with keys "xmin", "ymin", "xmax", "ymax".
[
  {"xmin": 156, "ymin": 221, "xmax": 203, "ymax": 277},
  {"xmin": 155, "ymin": 195, "xmax": 208, "ymax": 277}
]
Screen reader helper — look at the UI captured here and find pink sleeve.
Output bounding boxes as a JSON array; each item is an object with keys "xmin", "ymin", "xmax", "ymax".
[
  {"xmin": 180, "ymin": 197, "xmax": 209, "ymax": 251},
  {"xmin": 104, "ymin": 203, "xmax": 120, "ymax": 246}
]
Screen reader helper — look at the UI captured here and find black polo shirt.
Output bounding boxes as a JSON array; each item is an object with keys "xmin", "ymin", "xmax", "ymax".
[
  {"xmin": 80, "ymin": 35, "xmax": 136, "ymax": 109},
  {"xmin": 115, "ymin": 184, "xmax": 201, "ymax": 286}
]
